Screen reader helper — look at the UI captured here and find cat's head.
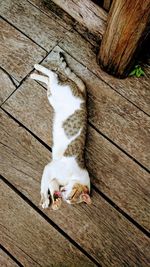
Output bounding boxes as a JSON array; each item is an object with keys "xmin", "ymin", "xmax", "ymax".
[{"xmin": 61, "ymin": 182, "xmax": 91, "ymax": 205}]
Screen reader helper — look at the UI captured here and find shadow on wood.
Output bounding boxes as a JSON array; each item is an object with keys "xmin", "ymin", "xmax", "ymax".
[{"xmin": 98, "ymin": 0, "xmax": 150, "ymax": 78}]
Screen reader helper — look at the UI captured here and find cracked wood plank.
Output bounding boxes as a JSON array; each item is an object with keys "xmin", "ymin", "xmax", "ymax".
[
  {"xmin": 0, "ymin": 181, "xmax": 95, "ymax": 267},
  {"xmin": 0, "ymin": 250, "xmax": 20, "ymax": 267},
  {"xmin": 0, "ymin": 0, "xmax": 68, "ymax": 51},
  {"xmin": 0, "ymin": 110, "xmax": 149, "ymax": 266},
  {"xmin": 50, "ymin": 0, "xmax": 107, "ymax": 39},
  {"xmin": 0, "ymin": 18, "xmax": 46, "ymax": 82},
  {"xmin": 1, "ymin": 63, "xmax": 150, "ymax": 231},
  {"xmin": 0, "ymin": 68, "xmax": 16, "ymax": 105},
  {"xmin": 59, "ymin": 30, "xmax": 150, "ymax": 115},
  {"xmin": 29, "ymin": 0, "xmax": 105, "ymax": 46}
]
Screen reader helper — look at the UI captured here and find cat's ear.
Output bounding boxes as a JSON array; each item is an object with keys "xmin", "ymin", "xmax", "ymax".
[{"xmin": 81, "ymin": 193, "xmax": 92, "ymax": 205}]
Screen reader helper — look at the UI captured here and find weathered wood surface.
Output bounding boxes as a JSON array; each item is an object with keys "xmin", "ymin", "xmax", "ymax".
[
  {"xmin": 0, "ymin": 0, "xmax": 68, "ymax": 51},
  {"xmin": 50, "ymin": 0, "xmax": 107, "ymax": 39},
  {"xmin": 28, "ymin": 0, "xmax": 72, "ymax": 30},
  {"xmin": 1, "ymin": 0, "xmax": 149, "ymax": 113},
  {"xmin": 98, "ymin": 0, "xmax": 150, "ymax": 77},
  {"xmin": 86, "ymin": 127, "xmax": 150, "ymax": 232},
  {"xmin": 29, "ymin": 0, "xmax": 101, "ymax": 46},
  {"xmin": 0, "ymin": 110, "xmax": 150, "ymax": 266},
  {"xmin": 3, "ymin": 46, "xmax": 150, "ymax": 169},
  {"xmin": 0, "ymin": 250, "xmax": 20, "ymax": 267},
  {"xmin": 59, "ymin": 30, "xmax": 150, "ymax": 115},
  {"xmin": 103, "ymin": 0, "xmax": 112, "ymax": 11},
  {"xmin": 2, "ymin": 73, "xmax": 150, "ymax": 230},
  {"xmin": 0, "ymin": 69, "xmax": 16, "ymax": 105},
  {"xmin": 0, "ymin": 18, "xmax": 46, "ymax": 82},
  {"xmin": 0, "ymin": 182, "xmax": 95, "ymax": 267}
]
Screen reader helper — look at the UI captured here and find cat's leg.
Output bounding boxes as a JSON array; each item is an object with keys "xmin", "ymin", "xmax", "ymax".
[
  {"xmin": 40, "ymin": 163, "xmax": 52, "ymax": 209},
  {"xmin": 34, "ymin": 64, "xmax": 58, "ymax": 98},
  {"xmin": 34, "ymin": 64, "xmax": 58, "ymax": 82},
  {"xmin": 40, "ymin": 163, "xmax": 62, "ymax": 210},
  {"xmin": 48, "ymin": 179, "xmax": 62, "ymax": 210},
  {"xmin": 30, "ymin": 73, "xmax": 49, "ymax": 85}
]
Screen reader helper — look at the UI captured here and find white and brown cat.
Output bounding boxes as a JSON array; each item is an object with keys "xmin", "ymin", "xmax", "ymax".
[{"xmin": 30, "ymin": 52, "xmax": 91, "ymax": 210}]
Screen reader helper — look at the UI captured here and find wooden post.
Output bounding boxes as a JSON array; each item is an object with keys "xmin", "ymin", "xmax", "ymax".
[{"xmin": 98, "ymin": 0, "xmax": 150, "ymax": 78}]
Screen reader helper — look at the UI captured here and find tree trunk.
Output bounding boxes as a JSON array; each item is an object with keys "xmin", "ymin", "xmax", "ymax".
[{"xmin": 98, "ymin": 0, "xmax": 150, "ymax": 78}]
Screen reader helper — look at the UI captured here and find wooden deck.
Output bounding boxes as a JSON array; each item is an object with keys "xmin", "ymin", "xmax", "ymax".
[{"xmin": 0, "ymin": 1, "xmax": 150, "ymax": 266}]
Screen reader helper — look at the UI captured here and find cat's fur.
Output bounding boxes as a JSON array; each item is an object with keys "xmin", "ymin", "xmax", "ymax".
[{"xmin": 30, "ymin": 52, "xmax": 91, "ymax": 210}]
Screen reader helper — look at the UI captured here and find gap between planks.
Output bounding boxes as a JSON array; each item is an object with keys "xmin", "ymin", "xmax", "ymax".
[
  {"xmin": 1, "ymin": 109, "xmax": 149, "ymax": 266},
  {"xmin": 1, "ymin": 106, "xmax": 149, "ymax": 237},
  {"xmin": 0, "ymin": 246, "xmax": 23, "ymax": 267},
  {"xmin": 1, "ymin": 41, "xmax": 149, "ymax": 230},
  {"xmin": 0, "ymin": 3, "xmax": 149, "ymax": 116},
  {"xmin": 0, "ymin": 180, "xmax": 98, "ymax": 267},
  {"xmin": 1, "ymin": 176, "xmax": 101, "ymax": 267}
]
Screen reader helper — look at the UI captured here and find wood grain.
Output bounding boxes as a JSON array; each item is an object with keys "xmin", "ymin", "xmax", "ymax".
[
  {"xmin": 0, "ymin": 69, "xmax": 16, "ymax": 105},
  {"xmin": 2, "ymin": 70, "xmax": 150, "ymax": 230},
  {"xmin": 3, "ymin": 46, "xmax": 150, "ymax": 169},
  {"xmin": 0, "ymin": 18, "xmax": 46, "ymax": 82},
  {"xmin": 0, "ymin": 110, "xmax": 149, "ymax": 266},
  {"xmin": 50, "ymin": 0, "xmax": 107, "ymax": 39},
  {"xmin": 98, "ymin": 0, "xmax": 150, "ymax": 77},
  {"xmin": 59, "ymin": 30, "xmax": 150, "ymax": 115},
  {"xmin": 0, "ymin": 250, "xmax": 20, "ymax": 267},
  {"xmin": 0, "ymin": 0, "xmax": 67, "ymax": 51},
  {"xmin": 0, "ymin": 182, "xmax": 95, "ymax": 267},
  {"xmin": 29, "ymin": 0, "xmax": 101, "ymax": 46},
  {"xmin": 86, "ymin": 127, "xmax": 150, "ymax": 232},
  {"xmin": 103, "ymin": 0, "xmax": 112, "ymax": 11}
]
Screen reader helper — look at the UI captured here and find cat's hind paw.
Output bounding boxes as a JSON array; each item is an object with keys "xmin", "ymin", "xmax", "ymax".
[
  {"xmin": 40, "ymin": 194, "xmax": 50, "ymax": 209},
  {"xmin": 51, "ymin": 198, "xmax": 62, "ymax": 210}
]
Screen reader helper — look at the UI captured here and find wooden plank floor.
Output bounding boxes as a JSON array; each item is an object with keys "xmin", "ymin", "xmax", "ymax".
[{"xmin": 0, "ymin": 0, "xmax": 150, "ymax": 266}]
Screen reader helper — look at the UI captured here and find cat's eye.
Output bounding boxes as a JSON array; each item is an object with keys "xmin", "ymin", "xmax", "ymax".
[{"xmin": 60, "ymin": 188, "xmax": 66, "ymax": 192}]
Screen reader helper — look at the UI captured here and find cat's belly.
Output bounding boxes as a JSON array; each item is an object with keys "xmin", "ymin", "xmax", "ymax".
[
  {"xmin": 50, "ymin": 158, "xmax": 75, "ymax": 185},
  {"xmin": 49, "ymin": 157, "xmax": 90, "ymax": 187}
]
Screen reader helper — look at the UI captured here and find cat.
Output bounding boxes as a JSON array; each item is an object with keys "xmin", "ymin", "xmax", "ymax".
[{"xmin": 30, "ymin": 52, "xmax": 91, "ymax": 210}]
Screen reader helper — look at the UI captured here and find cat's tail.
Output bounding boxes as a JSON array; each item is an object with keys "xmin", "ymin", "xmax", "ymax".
[{"xmin": 59, "ymin": 52, "xmax": 85, "ymax": 93}]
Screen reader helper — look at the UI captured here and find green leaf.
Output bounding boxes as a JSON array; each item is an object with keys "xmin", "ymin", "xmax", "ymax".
[
  {"xmin": 136, "ymin": 69, "xmax": 141, "ymax": 77},
  {"xmin": 129, "ymin": 65, "xmax": 145, "ymax": 77},
  {"xmin": 129, "ymin": 70, "xmax": 136, "ymax": 76},
  {"xmin": 139, "ymin": 69, "xmax": 145, "ymax": 76}
]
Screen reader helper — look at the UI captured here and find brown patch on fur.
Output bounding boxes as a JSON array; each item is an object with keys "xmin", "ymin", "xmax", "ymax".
[
  {"xmin": 63, "ymin": 108, "xmax": 85, "ymax": 138},
  {"xmin": 63, "ymin": 103, "xmax": 87, "ymax": 169}
]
